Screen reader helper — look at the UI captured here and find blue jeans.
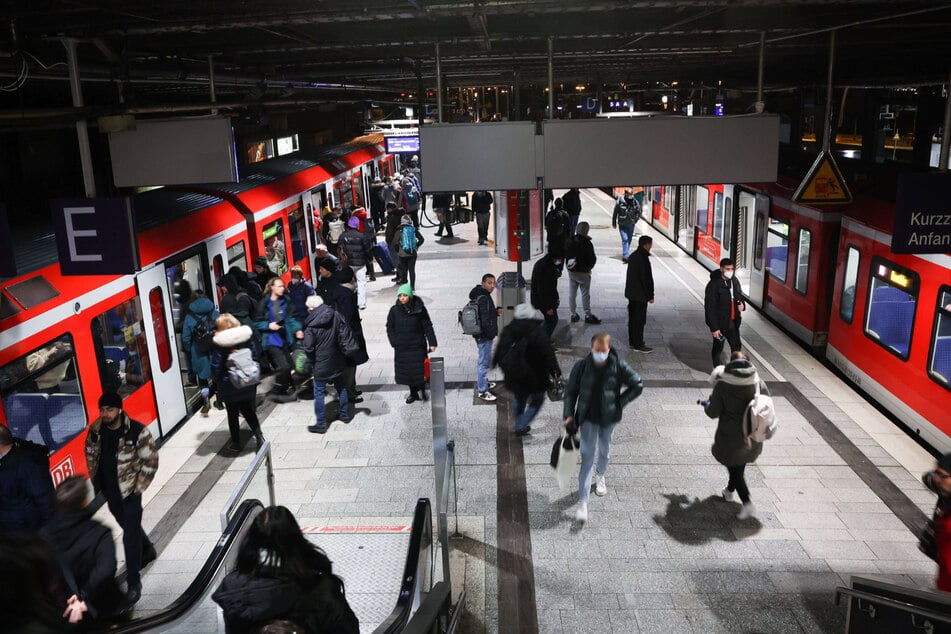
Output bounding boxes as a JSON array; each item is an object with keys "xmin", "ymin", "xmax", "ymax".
[
  {"xmin": 476, "ymin": 339, "xmax": 493, "ymax": 393},
  {"xmin": 618, "ymin": 224, "xmax": 635, "ymax": 259},
  {"xmin": 513, "ymin": 391, "xmax": 545, "ymax": 432},
  {"xmin": 578, "ymin": 420, "xmax": 617, "ymax": 503},
  {"xmin": 313, "ymin": 375, "xmax": 348, "ymax": 428}
]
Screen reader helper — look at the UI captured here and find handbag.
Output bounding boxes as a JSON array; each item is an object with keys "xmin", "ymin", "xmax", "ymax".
[
  {"xmin": 550, "ymin": 432, "xmax": 580, "ymax": 490},
  {"xmin": 547, "ymin": 378, "xmax": 565, "ymax": 401}
]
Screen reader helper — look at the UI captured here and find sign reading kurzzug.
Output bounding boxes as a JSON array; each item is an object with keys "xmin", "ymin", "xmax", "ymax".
[
  {"xmin": 51, "ymin": 197, "xmax": 140, "ymax": 275},
  {"xmin": 892, "ymin": 173, "xmax": 951, "ymax": 255}
]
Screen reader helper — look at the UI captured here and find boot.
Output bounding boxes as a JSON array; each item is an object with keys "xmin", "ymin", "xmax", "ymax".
[{"xmin": 253, "ymin": 431, "xmax": 265, "ymax": 448}]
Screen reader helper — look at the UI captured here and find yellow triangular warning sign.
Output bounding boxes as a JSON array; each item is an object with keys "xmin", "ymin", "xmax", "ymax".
[{"xmin": 794, "ymin": 152, "xmax": 852, "ymax": 204}]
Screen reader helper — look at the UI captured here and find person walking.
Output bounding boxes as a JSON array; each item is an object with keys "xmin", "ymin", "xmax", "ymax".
[
  {"xmin": 392, "ymin": 215, "xmax": 425, "ymax": 289},
  {"xmin": 471, "ymin": 190, "xmax": 494, "ymax": 246},
  {"xmin": 545, "ymin": 197, "xmax": 570, "ymax": 258},
  {"xmin": 612, "ymin": 188, "xmax": 641, "ymax": 262},
  {"xmin": 563, "ymin": 188, "xmax": 582, "ymax": 236},
  {"xmin": 287, "ymin": 266, "xmax": 316, "ymax": 320},
  {"xmin": 703, "ymin": 351, "xmax": 766, "ymax": 520},
  {"xmin": 211, "ymin": 314, "xmax": 264, "ymax": 452},
  {"xmin": 321, "ymin": 208, "xmax": 347, "ymax": 258},
  {"xmin": 253, "ymin": 277, "xmax": 304, "ymax": 400},
  {"xmin": 531, "ymin": 250, "xmax": 564, "ymax": 339},
  {"xmin": 84, "ymin": 392, "xmax": 158, "ymax": 603},
  {"xmin": 301, "ymin": 295, "xmax": 359, "ymax": 434},
  {"xmin": 469, "ymin": 274, "xmax": 502, "ymax": 402},
  {"xmin": 0, "ymin": 424, "xmax": 53, "ymax": 534},
  {"xmin": 704, "ymin": 257, "xmax": 745, "ymax": 368},
  {"xmin": 566, "ymin": 221, "xmax": 600, "ymax": 325},
  {"xmin": 212, "ymin": 506, "xmax": 359, "ymax": 634},
  {"xmin": 218, "ymin": 274, "xmax": 256, "ymax": 330},
  {"xmin": 340, "ymin": 216, "xmax": 373, "ymax": 309},
  {"xmin": 182, "ymin": 289, "xmax": 218, "ymax": 415},
  {"xmin": 432, "ymin": 192, "xmax": 454, "ymax": 239},
  {"xmin": 386, "ymin": 284, "xmax": 437, "ymax": 404},
  {"xmin": 625, "ymin": 235, "xmax": 655, "ymax": 353},
  {"xmin": 922, "ymin": 453, "xmax": 951, "ymax": 592},
  {"xmin": 493, "ymin": 303, "xmax": 561, "ymax": 436},
  {"xmin": 384, "ymin": 202, "xmax": 404, "ymax": 281},
  {"xmin": 398, "ymin": 177, "xmax": 423, "ymax": 227},
  {"xmin": 369, "ymin": 176, "xmax": 386, "ymax": 234},
  {"xmin": 563, "ymin": 333, "xmax": 643, "ymax": 523}
]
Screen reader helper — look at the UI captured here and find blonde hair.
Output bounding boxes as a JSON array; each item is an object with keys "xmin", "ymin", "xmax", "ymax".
[
  {"xmin": 217, "ymin": 313, "xmax": 241, "ymax": 330},
  {"xmin": 265, "ymin": 277, "xmax": 284, "ymax": 295}
]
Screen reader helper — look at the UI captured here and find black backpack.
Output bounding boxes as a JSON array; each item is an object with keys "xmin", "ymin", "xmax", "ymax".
[{"xmin": 189, "ymin": 311, "xmax": 216, "ymax": 355}]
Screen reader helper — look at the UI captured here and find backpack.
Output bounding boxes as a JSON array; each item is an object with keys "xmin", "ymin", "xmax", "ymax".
[
  {"xmin": 226, "ymin": 347, "xmax": 261, "ymax": 388},
  {"xmin": 404, "ymin": 188, "xmax": 420, "ymax": 208},
  {"xmin": 327, "ymin": 219, "xmax": 346, "ymax": 244},
  {"xmin": 615, "ymin": 197, "xmax": 639, "ymax": 223},
  {"xmin": 16, "ymin": 438, "xmax": 51, "ymax": 470},
  {"xmin": 189, "ymin": 311, "xmax": 216, "ymax": 355},
  {"xmin": 400, "ymin": 225, "xmax": 418, "ymax": 255},
  {"xmin": 498, "ymin": 335, "xmax": 531, "ymax": 380},
  {"xmin": 459, "ymin": 297, "xmax": 483, "ymax": 336},
  {"xmin": 291, "ymin": 343, "xmax": 313, "ymax": 376},
  {"xmin": 743, "ymin": 377, "xmax": 777, "ymax": 447}
]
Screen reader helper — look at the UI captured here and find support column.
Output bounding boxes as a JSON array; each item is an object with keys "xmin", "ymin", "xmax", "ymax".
[
  {"xmin": 513, "ymin": 70, "xmax": 521, "ymax": 121},
  {"xmin": 822, "ymin": 31, "xmax": 836, "ymax": 154},
  {"xmin": 415, "ymin": 59, "xmax": 424, "ymax": 128},
  {"xmin": 435, "ymin": 42, "xmax": 443, "ymax": 123},
  {"xmin": 64, "ymin": 39, "xmax": 95, "ymax": 198},
  {"xmin": 940, "ymin": 71, "xmax": 951, "ymax": 171},
  {"xmin": 755, "ymin": 31, "xmax": 766, "ymax": 113},
  {"xmin": 547, "ymin": 37, "xmax": 554, "ymax": 119},
  {"xmin": 208, "ymin": 55, "xmax": 217, "ymax": 115}
]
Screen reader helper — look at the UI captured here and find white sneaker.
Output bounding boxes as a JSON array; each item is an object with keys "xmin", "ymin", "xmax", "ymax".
[
  {"xmin": 594, "ymin": 474, "xmax": 607, "ymax": 497},
  {"xmin": 477, "ymin": 391, "xmax": 497, "ymax": 402},
  {"xmin": 722, "ymin": 488, "xmax": 735, "ymax": 502},
  {"xmin": 575, "ymin": 502, "xmax": 588, "ymax": 522},
  {"xmin": 488, "ymin": 382, "xmax": 497, "ymax": 390},
  {"xmin": 737, "ymin": 502, "xmax": 756, "ymax": 520}
]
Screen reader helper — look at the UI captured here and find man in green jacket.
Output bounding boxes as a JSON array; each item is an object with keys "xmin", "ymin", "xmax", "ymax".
[{"xmin": 563, "ymin": 333, "xmax": 643, "ymax": 523}]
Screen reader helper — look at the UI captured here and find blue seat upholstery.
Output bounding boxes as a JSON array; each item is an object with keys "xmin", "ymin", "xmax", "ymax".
[
  {"xmin": 933, "ymin": 337, "xmax": 951, "ymax": 384},
  {"xmin": 873, "ymin": 285, "xmax": 911, "ymax": 303},
  {"xmin": 767, "ymin": 245, "xmax": 787, "ymax": 277},
  {"xmin": 47, "ymin": 394, "xmax": 86, "ymax": 447},
  {"xmin": 4, "ymin": 393, "xmax": 51, "ymax": 446},
  {"xmin": 104, "ymin": 346, "xmax": 129, "ymax": 364},
  {"xmin": 867, "ymin": 300, "xmax": 915, "ymax": 356}
]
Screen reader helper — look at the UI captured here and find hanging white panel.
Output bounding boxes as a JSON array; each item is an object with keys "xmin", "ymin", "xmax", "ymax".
[{"xmin": 419, "ymin": 122, "xmax": 538, "ymax": 191}]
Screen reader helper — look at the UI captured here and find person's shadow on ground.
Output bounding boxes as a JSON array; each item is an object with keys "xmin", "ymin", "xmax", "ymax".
[{"xmin": 653, "ymin": 493, "xmax": 761, "ymax": 544}]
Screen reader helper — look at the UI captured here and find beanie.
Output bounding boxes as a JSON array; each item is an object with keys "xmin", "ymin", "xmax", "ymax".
[
  {"xmin": 254, "ymin": 256, "xmax": 269, "ymax": 268},
  {"xmin": 397, "ymin": 283, "xmax": 414, "ymax": 298},
  {"xmin": 347, "ymin": 216, "xmax": 360, "ymax": 229},
  {"xmin": 938, "ymin": 453, "xmax": 951, "ymax": 473},
  {"xmin": 98, "ymin": 392, "xmax": 123, "ymax": 409}
]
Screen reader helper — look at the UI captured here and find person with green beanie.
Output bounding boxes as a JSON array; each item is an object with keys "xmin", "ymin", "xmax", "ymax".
[{"xmin": 386, "ymin": 284, "xmax": 437, "ymax": 403}]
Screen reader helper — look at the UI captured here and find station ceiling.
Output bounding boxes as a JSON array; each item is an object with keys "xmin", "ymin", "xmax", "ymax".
[{"xmin": 3, "ymin": 1, "xmax": 951, "ymax": 118}]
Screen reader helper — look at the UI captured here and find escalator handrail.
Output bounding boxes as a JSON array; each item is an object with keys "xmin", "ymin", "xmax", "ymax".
[
  {"xmin": 834, "ymin": 586, "xmax": 951, "ymax": 625},
  {"xmin": 400, "ymin": 581, "xmax": 451, "ymax": 634},
  {"xmin": 372, "ymin": 498, "xmax": 434, "ymax": 634},
  {"xmin": 109, "ymin": 499, "xmax": 265, "ymax": 633}
]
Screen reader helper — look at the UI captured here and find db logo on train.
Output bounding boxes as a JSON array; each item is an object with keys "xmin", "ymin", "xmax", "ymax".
[{"xmin": 51, "ymin": 456, "xmax": 75, "ymax": 486}]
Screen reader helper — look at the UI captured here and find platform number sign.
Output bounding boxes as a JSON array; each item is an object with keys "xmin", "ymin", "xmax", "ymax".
[
  {"xmin": 51, "ymin": 197, "xmax": 140, "ymax": 275},
  {"xmin": 50, "ymin": 455, "xmax": 75, "ymax": 486}
]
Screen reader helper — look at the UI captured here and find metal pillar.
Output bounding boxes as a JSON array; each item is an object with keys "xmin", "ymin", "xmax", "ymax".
[
  {"xmin": 415, "ymin": 59, "xmax": 424, "ymax": 128},
  {"xmin": 435, "ymin": 42, "xmax": 443, "ymax": 123},
  {"xmin": 547, "ymin": 37, "xmax": 554, "ymax": 119},
  {"xmin": 822, "ymin": 31, "xmax": 836, "ymax": 154},
  {"xmin": 940, "ymin": 71, "xmax": 951, "ymax": 171},
  {"xmin": 755, "ymin": 32, "xmax": 766, "ymax": 113},
  {"xmin": 513, "ymin": 71, "xmax": 521, "ymax": 121},
  {"xmin": 430, "ymin": 357, "xmax": 452, "ymax": 585},
  {"xmin": 64, "ymin": 39, "xmax": 95, "ymax": 198},
  {"xmin": 208, "ymin": 55, "xmax": 217, "ymax": 115}
]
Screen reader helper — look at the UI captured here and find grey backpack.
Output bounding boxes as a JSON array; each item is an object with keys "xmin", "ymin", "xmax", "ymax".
[{"xmin": 226, "ymin": 347, "xmax": 261, "ymax": 388}]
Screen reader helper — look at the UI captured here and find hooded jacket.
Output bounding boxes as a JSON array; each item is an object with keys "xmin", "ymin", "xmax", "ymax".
[
  {"xmin": 302, "ymin": 303, "xmax": 359, "ymax": 381},
  {"xmin": 384, "ymin": 207, "xmax": 404, "ymax": 247},
  {"xmin": 625, "ymin": 246, "xmax": 654, "ymax": 302},
  {"xmin": 85, "ymin": 413, "xmax": 158, "ymax": 499},
  {"xmin": 704, "ymin": 359, "xmax": 767, "ymax": 466},
  {"xmin": 530, "ymin": 255, "xmax": 562, "ymax": 312},
  {"xmin": 219, "ymin": 275, "xmax": 256, "ymax": 328},
  {"xmin": 0, "ymin": 440, "xmax": 54, "ymax": 532},
  {"xmin": 386, "ymin": 296, "xmax": 437, "ymax": 386},
  {"xmin": 704, "ymin": 269, "xmax": 745, "ymax": 333},
  {"xmin": 492, "ymin": 305, "xmax": 560, "ymax": 394},
  {"xmin": 182, "ymin": 296, "xmax": 218, "ymax": 380},
  {"xmin": 211, "ymin": 325, "xmax": 260, "ymax": 403},
  {"xmin": 567, "ymin": 234, "xmax": 597, "ymax": 274},
  {"xmin": 471, "ymin": 191, "xmax": 494, "ymax": 214},
  {"xmin": 287, "ymin": 279, "xmax": 316, "ymax": 320},
  {"xmin": 253, "ymin": 294, "xmax": 302, "ymax": 349},
  {"xmin": 339, "ymin": 228, "xmax": 372, "ymax": 268},
  {"xmin": 563, "ymin": 350, "xmax": 643, "ymax": 426},
  {"xmin": 468, "ymin": 285, "xmax": 499, "ymax": 341}
]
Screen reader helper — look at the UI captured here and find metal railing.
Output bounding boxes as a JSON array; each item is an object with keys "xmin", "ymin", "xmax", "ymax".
[
  {"xmin": 835, "ymin": 576, "xmax": 951, "ymax": 634},
  {"xmin": 220, "ymin": 438, "xmax": 276, "ymax": 531}
]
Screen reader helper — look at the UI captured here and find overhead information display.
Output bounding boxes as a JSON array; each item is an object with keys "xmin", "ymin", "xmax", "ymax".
[{"xmin": 892, "ymin": 172, "xmax": 951, "ymax": 254}]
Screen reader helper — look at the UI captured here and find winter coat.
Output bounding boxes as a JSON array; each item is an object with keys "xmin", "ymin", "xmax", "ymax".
[
  {"xmin": 369, "ymin": 182, "xmax": 385, "ymax": 215},
  {"xmin": 182, "ymin": 296, "xmax": 218, "ymax": 381},
  {"xmin": 253, "ymin": 295, "xmax": 302, "ymax": 349},
  {"xmin": 530, "ymin": 255, "xmax": 561, "ymax": 313},
  {"xmin": 471, "ymin": 191, "xmax": 494, "ymax": 214},
  {"xmin": 0, "ymin": 441, "xmax": 53, "ymax": 532},
  {"xmin": 85, "ymin": 414, "xmax": 158, "ymax": 499},
  {"xmin": 287, "ymin": 280, "xmax": 316, "ymax": 321},
  {"xmin": 704, "ymin": 270, "xmax": 745, "ymax": 333},
  {"xmin": 386, "ymin": 296, "xmax": 437, "ymax": 386},
  {"xmin": 302, "ymin": 304, "xmax": 359, "ymax": 381},
  {"xmin": 563, "ymin": 350, "xmax": 643, "ymax": 426},
  {"xmin": 468, "ymin": 285, "xmax": 499, "ymax": 341},
  {"xmin": 384, "ymin": 208, "xmax": 404, "ymax": 246},
  {"xmin": 40, "ymin": 507, "xmax": 125, "ymax": 620},
  {"xmin": 923, "ymin": 472, "xmax": 951, "ymax": 592},
  {"xmin": 431, "ymin": 192, "xmax": 452, "ymax": 210},
  {"xmin": 220, "ymin": 285, "xmax": 256, "ymax": 329},
  {"xmin": 562, "ymin": 189, "xmax": 582, "ymax": 215},
  {"xmin": 545, "ymin": 208, "xmax": 569, "ymax": 240},
  {"xmin": 211, "ymin": 326, "xmax": 260, "ymax": 404},
  {"xmin": 704, "ymin": 359, "xmax": 767, "ymax": 466},
  {"xmin": 625, "ymin": 246, "xmax": 654, "ymax": 302},
  {"xmin": 613, "ymin": 196, "xmax": 640, "ymax": 226},
  {"xmin": 398, "ymin": 186, "xmax": 421, "ymax": 213},
  {"xmin": 382, "ymin": 182, "xmax": 400, "ymax": 207},
  {"xmin": 317, "ymin": 282, "xmax": 368, "ymax": 367},
  {"xmin": 213, "ymin": 570, "xmax": 359, "ymax": 634},
  {"xmin": 567, "ymin": 235, "xmax": 597, "ymax": 274},
  {"xmin": 390, "ymin": 226, "xmax": 425, "ymax": 258},
  {"xmin": 339, "ymin": 229, "xmax": 372, "ymax": 268},
  {"xmin": 492, "ymin": 312, "xmax": 560, "ymax": 394}
]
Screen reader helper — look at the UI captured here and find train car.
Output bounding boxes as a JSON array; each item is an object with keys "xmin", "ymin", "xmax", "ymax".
[{"xmin": 0, "ymin": 134, "xmax": 390, "ymax": 483}]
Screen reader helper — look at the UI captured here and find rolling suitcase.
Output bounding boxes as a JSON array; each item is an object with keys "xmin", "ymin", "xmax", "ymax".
[{"xmin": 373, "ymin": 241, "xmax": 395, "ymax": 274}]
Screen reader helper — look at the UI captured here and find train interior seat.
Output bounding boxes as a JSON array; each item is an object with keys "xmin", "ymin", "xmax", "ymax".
[
  {"xmin": 767, "ymin": 245, "xmax": 788, "ymax": 278},
  {"xmin": 867, "ymin": 300, "xmax": 915, "ymax": 356},
  {"xmin": 47, "ymin": 394, "xmax": 86, "ymax": 446},
  {"xmin": 3, "ymin": 392, "xmax": 85, "ymax": 449},
  {"xmin": 933, "ymin": 337, "xmax": 951, "ymax": 384}
]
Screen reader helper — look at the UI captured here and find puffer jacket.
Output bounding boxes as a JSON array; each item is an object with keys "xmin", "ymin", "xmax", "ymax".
[
  {"xmin": 530, "ymin": 255, "xmax": 561, "ymax": 312},
  {"xmin": 492, "ymin": 306, "xmax": 560, "ymax": 394},
  {"xmin": 704, "ymin": 269, "xmax": 745, "ymax": 333},
  {"xmin": 0, "ymin": 441, "xmax": 54, "ymax": 532},
  {"xmin": 468, "ymin": 285, "xmax": 499, "ymax": 341},
  {"xmin": 339, "ymin": 229, "xmax": 372, "ymax": 268},
  {"xmin": 704, "ymin": 359, "xmax": 767, "ymax": 466},
  {"xmin": 211, "ymin": 325, "xmax": 260, "ymax": 404},
  {"xmin": 563, "ymin": 350, "xmax": 643, "ymax": 426},
  {"xmin": 182, "ymin": 296, "xmax": 218, "ymax": 380},
  {"xmin": 85, "ymin": 414, "xmax": 158, "ymax": 499},
  {"xmin": 302, "ymin": 303, "xmax": 359, "ymax": 381},
  {"xmin": 386, "ymin": 296, "xmax": 437, "ymax": 386}
]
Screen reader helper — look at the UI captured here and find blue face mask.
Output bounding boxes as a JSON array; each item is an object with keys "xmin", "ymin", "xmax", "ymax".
[{"xmin": 591, "ymin": 350, "xmax": 609, "ymax": 364}]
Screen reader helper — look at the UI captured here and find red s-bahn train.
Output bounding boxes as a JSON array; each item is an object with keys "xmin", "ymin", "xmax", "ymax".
[
  {"xmin": 622, "ymin": 179, "xmax": 950, "ymax": 454},
  {"xmin": 0, "ymin": 133, "xmax": 396, "ymax": 484}
]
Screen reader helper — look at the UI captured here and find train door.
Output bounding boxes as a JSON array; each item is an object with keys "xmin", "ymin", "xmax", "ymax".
[
  {"xmin": 135, "ymin": 265, "xmax": 187, "ymax": 434},
  {"xmin": 735, "ymin": 190, "xmax": 769, "ymax": 307},
  {"xmin": 719, "ymin": 185, "xmax": 735, "ymax": 263},
  {"xmin": 677, "ymin": 186, "xmax": 695, "ymax": 254},
  {"xmin": 206, "ymin": 235, "xmax": 227, "ymax": 305},
  {"xmin": 163, "ymin": 249, "xmax": 213, "ymax": 415}
]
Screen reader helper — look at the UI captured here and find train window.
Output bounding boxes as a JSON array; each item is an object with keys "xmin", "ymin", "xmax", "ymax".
[
  {"xmin": 664, "ymin": 186, "xmax": 675, "ymax": 212},
  {"xmin": 766, "ymin": 218, "xmax": 789, "ymax": 282},
  {"xmin": 339, "ymin": 179, "xmax": 353, "ymax": 209},
  {"xmin": 149, "ymin": 287, "xmax": 173, "ymax": 372},
  {"xmin": 212, "ymin": 255, "xmax": 224, "ymax": 303},
  {"xmin": 864, "ymin": 257, "xmax": 919, "ymax": 360},
  {"xmin": 839, "ymin": 246, "xmax": 860, "ymax": 323},
  {"xmin": 227, "ymin": 242, "xmax": 247, "ymax": 271},
  {"xmin": 795, "ymin": 228, "xmax": 811, "ymax": 294},
  {"xmin": 351, "ymin": 172, "xmax": 363, "ymax": 206},
  {"xmin": 695, "ymin": 186, "xmax": 710, "ymax": 233},
  {"xmin": 261, "ymin": 220, "xmax": 288, "ymax": 276},
  {"xmin": 652, "ymin": 186, "xmax": 662, "ymax": 203},
  {"xmin": 90, "ymin": 298, "xmax": 153, "ymax": 398},
  {"xmin": 288, "ymin": 206, "xmax": 307, "ymax": 264},
  {"xmin": 0, "ymin": 334, "xmax": 86, "ymax": 452},
  {"xmin": 928, "ymin": 286, "xmax": 951, "ymax": 390},
  {"xmin": 723, "ymin": 196, "xmax": 733, "ymax": 252},
  {"xmin": 713, "ymin": 192, "xmax": 724, "ymax": 243}
]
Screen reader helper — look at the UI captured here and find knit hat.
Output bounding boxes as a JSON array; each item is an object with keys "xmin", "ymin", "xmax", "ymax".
[
  {"xmin": 347, "ymin": 216, "xmax": 360, "ymax": 229},
  {"xmin": 397, "ymin": 283, "xmax": 413, "ymax": 297},
  {"xmin": 254, "ymin": 255, "xmax": 269, "ymax": 269},
  {"xmin": 400, "ymin": 215, "xmax": 412, "ymax": 226},
  {"xmin": 98, "ymin": 392, "xmax": 123, "ymax": 409},
  {"xmin": 938, "ymin": 453, "xmax": 951, "ymax": 473}
]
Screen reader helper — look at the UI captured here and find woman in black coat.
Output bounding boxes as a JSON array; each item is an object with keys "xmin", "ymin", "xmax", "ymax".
[
  {"xmin": 386, "ymin": 284, "xmax": 437, "ymax": 403},
  {"xmin": 211, "ymin": 314, "xmax": 264, "ymax": 452}
]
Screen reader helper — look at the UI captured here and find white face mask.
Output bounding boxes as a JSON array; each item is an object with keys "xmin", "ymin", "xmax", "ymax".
[
  {"xmin": 591, "ymin": 350, "xmax": 609, "ymax": 364},
  {"xmin": 722, "ymin": 270, "xmax": 734, "ymax": 280}
]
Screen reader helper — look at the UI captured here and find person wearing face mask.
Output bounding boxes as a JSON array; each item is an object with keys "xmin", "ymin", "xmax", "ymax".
[
  {"xmin": 531, "ymin": 250, "xmax": 564, "ymax": 339},
  {"xmin": 287, "ymin": 266, "xmax": 316, "ymax": 319},
  {"xmin": 704, "ymin": 257, "xmax": 745, "ymax": 369},
  {"xmin": 612, "ymin": 188, "xmax": 641, "ymax": 262},
  {"xmin": 563, "ymin": 333, "xmax": 643, "ymax": 523}
]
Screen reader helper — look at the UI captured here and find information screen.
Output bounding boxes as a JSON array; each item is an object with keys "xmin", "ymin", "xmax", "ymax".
[{"xmin": 385, "ymin": 136, "xmax": 420, "ymax": 153}]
